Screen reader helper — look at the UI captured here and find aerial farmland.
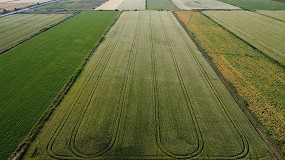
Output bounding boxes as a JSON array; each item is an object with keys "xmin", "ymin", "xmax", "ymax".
[{"xmin": 0, "ymin": 0, "xmax": 285, "ymax": 159}]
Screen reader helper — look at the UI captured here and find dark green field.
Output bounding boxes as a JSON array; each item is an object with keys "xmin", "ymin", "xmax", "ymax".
[
  {"xmin": 0, "ymin": 11, "xmax": 118, "ymax": 160},
  {"xmin": 219, "ymin": 0, "xmax": 285, "ymax": 10},
  {"xmin": 146, "ymin": 0, "xmax": 178, "ymax": 10}
]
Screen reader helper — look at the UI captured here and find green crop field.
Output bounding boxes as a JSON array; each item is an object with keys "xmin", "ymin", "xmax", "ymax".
[
  {"xmin": 204, "ymin": 11, "xmax": 285, "ymax": 66},
  {"xmin": 146, "ymin": 0, "xmax": 178, "ymax": 10},
  {"xmin": 176, "ymin": 11, "xmax": 285, "ymax": 155},
  {"xmin": 0, "ymin": 11, "xmax": 118, "ymax": 160},
  {"xmin": 24, "ymin": 11, "xmax": 275, "ymax": 159},
  {"xmin": 37, "ymin": 0, "xmax": 107, "ymax": 10},
  {"xmin": 256, "ymin": 10, "xmax": 285, "ymax": 21},
  {"xmin": 0, "ymin": 14, "xmax": 70, "ymax": 52},
  {"xmin": 218, "ymin": 0, "xmax": 285, "ymax": 10}
]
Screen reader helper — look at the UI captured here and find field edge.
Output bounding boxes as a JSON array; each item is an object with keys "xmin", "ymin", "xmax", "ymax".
[
  {"xmin": 0, "ymin": 13, "xmax": 77, "ymax": 55},
  {"xmin": 202, "ymin": 11, "xmax": 285, "ymax": 68}
]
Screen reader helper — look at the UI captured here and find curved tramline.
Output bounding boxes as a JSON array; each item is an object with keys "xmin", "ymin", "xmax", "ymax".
[
  {"xmin": 151, "ymin": 13, "xmax": 203, "ymax": 158},
  {"xmin": 24, "ymin": 11, "xmax": 276, "ymax": 159}
]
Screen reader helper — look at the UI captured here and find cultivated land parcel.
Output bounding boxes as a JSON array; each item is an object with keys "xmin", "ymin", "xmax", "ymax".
[
  {"xmin": 0, "ymin": 14, "xmax": 70, "ymax": 52},
  {"xmin": 172, "ymin": 0, "xmax": 239, "ymax": 10},
  {"xmin": 219, "ymin": 0, "xmax": 285, "ymax": 10},
  {"xmin": 256, "ymin": 10, "xmax": 285, "ymax": 21},
  {"xmin": 95, "ymin": 0, "xmax": 145, "ymax": 10},
  {"xmin": 36, "ymin": 0, "xmax": 106, "ymax": 10},
  {"xmin": 204, "ymin": 11, "xmax": 285, "ymax": 66},
  {"xmin": 146, "ymin": 0, "xmax": 178, "ymax": 10},
  {"xmin": 0, "ymin": 11, "xmax": 118, "ymax": 160},
  {"xmin": 25, "ymin": 11, "xmax": 275, "ymax": 159}
]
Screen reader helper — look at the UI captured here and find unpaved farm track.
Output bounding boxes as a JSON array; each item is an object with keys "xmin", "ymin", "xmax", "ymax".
[{"xmin": 24, "ymin": 11, "xmax": 275, "ymax": 159}]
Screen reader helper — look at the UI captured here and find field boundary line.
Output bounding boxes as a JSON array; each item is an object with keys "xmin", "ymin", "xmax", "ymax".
[
  {"xmin": 202, "ymin": 11, "xmax": 285, "ymax": 69},
  {"xmin": 40, "ymin": 11, "xmax": 123, "ymax": 159},
  {"xmin": 45, "ymin": 12, "xmax": 125, "ymax": 159},
  {"xmin": 200, "ymin": 12, "xmax": 285, "ymax": 159},
  {"xmin": 170, "ymin": 11, "xmax": 249, "ymax": 159},
  {"xmin": 0, "ymin": 12, "xmax": 77, "ymax": 55},
  {"xmin": 11, "ymin": 11, "xmax": 121, "ymax": 160},
  {"xmin": 215, "ymin": 0, "xmax": 251, "ymax": 11},
  {"xmin": 0, "ymin": 14, "xmax": 76, "ymax": 108},
  {"xmin": 0, "ymin": 0, "xmax": 58, "ymax": 18},
  {"xmin": 255, "ymin": 11, "xmax": 285, "ymax": 23},
  {"xmin": 173, "ymin": 11, "xmax": 285, "ymax": 160},
  {"xmin": 170, "ymin": 11, "xmax": 250, "ymax": 158},
  {"xmin": 204, "ymin": 11, "xmax": 285, "ymax": 66}
]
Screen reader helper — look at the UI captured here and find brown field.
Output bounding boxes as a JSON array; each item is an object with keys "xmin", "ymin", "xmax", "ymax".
[{"xmin": 0, "ymin": 2, "xmax": 31, "ymax": 10}]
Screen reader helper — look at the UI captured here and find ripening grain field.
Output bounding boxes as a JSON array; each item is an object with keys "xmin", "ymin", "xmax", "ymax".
[
  {"xmin": 176, "ymin": 10, "xmax": 285, "ymax": 156},
  {"xmin": 204, "ymin": 11, "xmax": 285, "ymax": 66},
  {"xmin": 0, "ymin": 11, "xmax": 118, "ymax": 160},
  {"xmin": 24, "ymin": 11, "xmax": 275, "ymax": 159},
  {"xmin": 0, "ymin": 14, "xmax": 71, "ymax": 52}
]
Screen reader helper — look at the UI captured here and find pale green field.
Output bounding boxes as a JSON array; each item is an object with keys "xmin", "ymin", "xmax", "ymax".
[
  {"xmin": 118, "ymin": 0, "xmax": 145, "ymax": 10},
  {"xmin": 172, "ymin": 0, "xmax": 239, "ymax": 10},
  {"xmin": 0, "ymin": 14, "xmax": 70, "ymax": 52},
  {"xmin": 257, "ymin": 10, "xmax": 285, "ymax": 21},
  {"xmin": 24, "ymin": 11, "xmax": 275, "ymax": 159},
  {"xmin": 204, "ymin": 11, "xmax": 285, "ymax": 66}
]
